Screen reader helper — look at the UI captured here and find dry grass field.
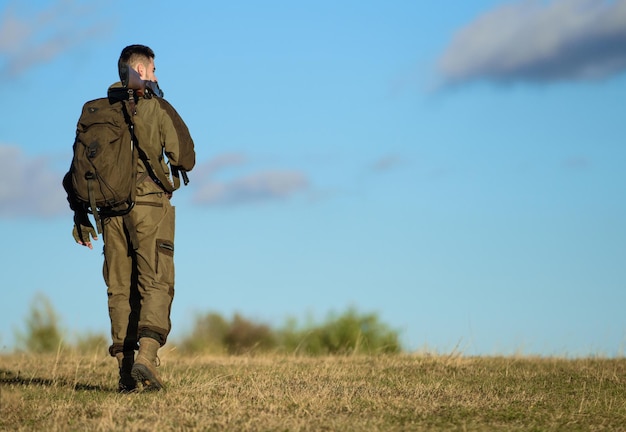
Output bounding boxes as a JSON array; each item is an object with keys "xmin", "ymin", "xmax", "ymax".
[{"xmin": 1, "ymin": 349, "xmax": 625, "ymax": 431}]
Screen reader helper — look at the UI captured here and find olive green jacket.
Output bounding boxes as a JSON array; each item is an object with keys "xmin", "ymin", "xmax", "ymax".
[
  {"xmin": 64, "ymin": 83, "xmax": 194, "ymax": 214},
  {"xmin": 109, "ymin": 82, "xmax": 181, "ymax": 197}
]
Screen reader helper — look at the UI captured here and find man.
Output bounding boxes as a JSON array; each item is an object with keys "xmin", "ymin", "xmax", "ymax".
[{"xmin": 64, "ymin": 44, "xmax": 193, "ymax": 392}]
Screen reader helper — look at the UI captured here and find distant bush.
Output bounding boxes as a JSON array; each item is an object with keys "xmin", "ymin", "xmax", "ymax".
[
  {"xmin": 15, "ymin": 294, "xmax": 110, "ymax": 355},
  {"xmin": 15, "ymin": 294, "xmax": 64, "ymax": 353},
  {"xmin": 281, "ymin": 308, "xmax": 402, "ymax": 355},
  {"xmin": 179, "ymin": 313, "xmax": 276, "ymax": 354},
  {"xmin": 178, "ymin": 308, "xmax": 402, "ymax": 355},
  {"xmin": 72, "ymin": 332, "xmax": 109, "ymax": 354},
  {"xmin": 224, "ymin": 314, "xmax": 277, "ymax": 354},
  {"xmin": 14, "ymin": 295, "xmax": 402, "ymax": 356},
  {"xmin": 177, "ymin": 312, "xmax": 229, "ymax": 354}
]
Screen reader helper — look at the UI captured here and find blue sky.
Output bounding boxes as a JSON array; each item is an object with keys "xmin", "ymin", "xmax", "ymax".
[{"xmin": 1, "ymin": 0, "xmax": 625, "ymax": 356}]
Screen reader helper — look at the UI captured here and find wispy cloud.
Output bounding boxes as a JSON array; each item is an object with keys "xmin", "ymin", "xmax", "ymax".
[
  {"xmin": 370, "ymin": 154, "xmax": 404, "ymax": 173},
  {"xmin": 191, "ymin": 153, "xmax": 310, "ymax": 206},
  {"xmin": 193, "ymin": 152, "xmax": 248, "ymax": 179},
  {"xmin": 437, "ymin": 0, "xmax": 626, "ymax": 88},
  {"xmin": 562, "ymin": 155, "xmax": 592, "ymax": 170},
  {"xmin": 0, "ymin": 0, "xmax": 111, "ymax": 78},
  {"xmin": 0, "ymin": 145, "xmax": 68, "ymax": 217},
  {"xmin": 0, "ymin": 147, "xmax": 311, "ymax": 217}
]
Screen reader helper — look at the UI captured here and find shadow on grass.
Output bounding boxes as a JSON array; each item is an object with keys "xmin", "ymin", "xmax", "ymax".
[{"xmin": 0, "ymin": 368, "xmax": 109, "ymax": 392}]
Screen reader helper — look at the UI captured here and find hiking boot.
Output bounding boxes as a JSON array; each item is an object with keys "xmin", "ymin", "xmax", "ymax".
[
  {"xmin": 131, "ymin": 337, "xmax": 164, "ymax": 391},
  {"xmin": 116, "ymin": 351, "xmax": 137, "ymax": 393}
]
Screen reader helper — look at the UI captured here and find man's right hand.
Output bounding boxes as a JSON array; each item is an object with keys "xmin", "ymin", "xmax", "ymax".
[{"xmin": 72, "ymin": 213, "xmax": 98, "ymax": 249}]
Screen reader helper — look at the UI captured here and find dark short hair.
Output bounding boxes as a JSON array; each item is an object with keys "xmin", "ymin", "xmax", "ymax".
[{"xmin": 119, "ymin": 44, "xmax": 155, "ymax": 68}]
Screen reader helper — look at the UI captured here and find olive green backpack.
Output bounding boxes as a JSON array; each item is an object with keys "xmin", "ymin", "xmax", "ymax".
[
  {"xmin": 69, "ymin": 88, "xmax": 137, "ymax": 233},
  {"xmin": 69, "ymin": 87, "xmax": 195, "ymax": 234}
]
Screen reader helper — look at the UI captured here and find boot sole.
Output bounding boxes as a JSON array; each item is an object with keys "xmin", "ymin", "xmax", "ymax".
[
  {"xmin": 131, "ymin": 364, "xmax": 164, "ymax": 391},
  {"xmin": 118, "ymin": 384, "xmax": 137, "ymax": 393}
]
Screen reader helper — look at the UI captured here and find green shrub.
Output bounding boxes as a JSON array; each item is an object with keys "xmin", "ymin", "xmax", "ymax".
[
  {"xmin": 72, "ymin": 332, "xmax": 109, "ymax": 354},
  {"xmin": 15, "ymin": 294, "xmax": 64, "ymax": 353},
  {"xmin": 178, "ymin": 313, "xmax": 276, "ymax": 354},
  {"xmin": 14, "ymin": 296, "xmax": 403, "ymax": 356},
  {"xmin": 177, "ymin": 308, "xmax": 402, "ymax": 355},
  {"xmin": 15, "ymin": 294, "xmax": 109, "ymax": 354},
  {"xmin": 283, "ymin": 308, "xmax": 402, "ymax": 355},
  {"xmin": 224, "ymin": 314, "xmax": 276, "ymax": 354},
  {"xmin": 178, "ymin": 312, "xmax": 230, "ymax": 354}
]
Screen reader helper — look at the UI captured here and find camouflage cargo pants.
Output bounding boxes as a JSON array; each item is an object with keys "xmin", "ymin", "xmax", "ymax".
[{"xmin": 103, "ymin": 192, "xmax": 175, "ymax": 356}]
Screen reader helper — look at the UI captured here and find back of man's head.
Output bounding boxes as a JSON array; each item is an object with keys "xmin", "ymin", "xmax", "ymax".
[{"xmin": 119, "ymin": 44, "xmax": 155, "ymax": 69}]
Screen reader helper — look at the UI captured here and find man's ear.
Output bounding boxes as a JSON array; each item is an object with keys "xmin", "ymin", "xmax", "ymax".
[{"xmin": 135, "ymin": 63, "xmax": 146, "ymax": 80}]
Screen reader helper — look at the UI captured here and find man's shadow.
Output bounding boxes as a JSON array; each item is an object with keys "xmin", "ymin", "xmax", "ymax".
[{"xmin": 0, "ymin": 369, "xmax": 110, "ymax": 392}]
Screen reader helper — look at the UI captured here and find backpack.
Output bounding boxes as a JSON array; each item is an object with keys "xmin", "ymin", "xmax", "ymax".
[
  {"xmin": 68, "ymin": 87, "xmax": 195, "ymax": 234},
  {"xmin": 70, "ymin": 88, "xmax": 137, "ymax": 234}
]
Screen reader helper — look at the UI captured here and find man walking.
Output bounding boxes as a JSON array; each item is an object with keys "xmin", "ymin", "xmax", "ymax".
[{"xmin": 64, "ymin": 44, "xmax": 195, "ymax": 392}]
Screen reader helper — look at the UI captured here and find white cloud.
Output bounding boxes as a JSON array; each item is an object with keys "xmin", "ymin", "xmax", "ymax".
[
  {"xmin": 0, "ymin": 147, "xmax": 311, "ymax": 215},
  {"xmin": 194, "ymin": 170, "xmax": 309, "ymax": 206},
  {"xmin": 192, "ymin": 153, "xmax": 310, "ymax": 206},
  {"xmin": 562, "ymin": 155, "xmax": 592, "ymax": 170},
  {"xmin": 370, "ymin": 154, "xmax": 404, "ymax": 173},
  {"xmin": 0, "ymin": 0, "xmax": 110, "ymax": 78},
  {"xmin": 437, "ymin": 0, "xmax": 626, "ymax": 87},
  {"xmin": 0, "ymin": 145, "xmax": 68, "ymax": 217},
  {"xmin": 193, "ymin": 152, "xmax": 248, "ymax": 179}
]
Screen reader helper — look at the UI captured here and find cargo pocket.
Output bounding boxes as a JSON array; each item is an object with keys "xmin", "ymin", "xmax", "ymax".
[{"xmin": 155, "ymin": 239, "xmax": 175, "ymax": 282}]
